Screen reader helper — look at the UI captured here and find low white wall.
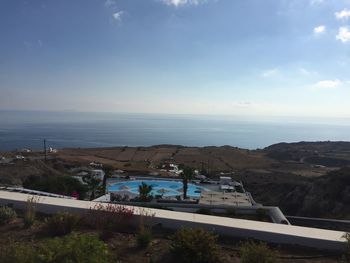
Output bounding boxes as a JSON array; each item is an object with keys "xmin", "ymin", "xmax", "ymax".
[
  {"xmin": 0, "ymin": 190, "xmax": 347, "ymax": 251},
  {"xmin": 105, "ymin": 200, "xmax": 290, "ymax": 224}
]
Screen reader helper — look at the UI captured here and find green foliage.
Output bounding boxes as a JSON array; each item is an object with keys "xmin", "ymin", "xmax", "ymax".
[
  {"xmin": 84, "ymin": 176, "xmax": 101, "ymax": 200},
  {"xmin": 23, "ymin": 175, "xmax": 88, "ymax": 200},
  {"xmin": 44, "ymin": 212, "xmax": 80, "ymax": 236},
  {"xmin": 23, "ymin": 196, "xmax": 37, "ymax": 228},
  {"xmin": 39, "ymin": 233, "xmax": 112, "ymax": 263},
  {"xmin": 0, "ymin": 240, "xmax": 38, "ymax": 263},
  {"xmin": 102, "ymin": 165, "xmax": 114, "ymax": 194},
  {"xmin": 170, "ymin": 228, "xmax": 220, "ymax": 263},
  {"xmin": 239, "ymin": 240, "xmax": 278, "ymax": 263},
  {"xmin": 0, "ymin": 233, "xmax": 113, "ymax": 263},
  {"xmin": 196, "ymin": 208, "xmax": 213, "ymax": 215},
  {"xmin": 0, "ymin": 206, "xmax": 17, "ymax": 225},
  {"xmin": 138, "ymin": 182, "xmax": 153, "ymax": 202}
]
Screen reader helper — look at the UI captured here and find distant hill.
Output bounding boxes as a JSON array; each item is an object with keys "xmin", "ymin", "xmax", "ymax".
[
  {"xmin": 265, "ymin": 141, "xmax": 350, "ymax": 152},
  {"xmin": 263, "ymin": 141, "xmax": 350, "ymax": 167}
]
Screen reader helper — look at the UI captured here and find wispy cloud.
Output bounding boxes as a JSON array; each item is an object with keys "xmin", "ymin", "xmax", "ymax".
[
  {"xmin": 159, "ymin": 0, "xmax": 207, "ymax": 7},
  {"xmin": 310, "ymin": 0, "xmax": 324, "ymax": 5},
  {"xmin": 299, "ymin": 68, "xmax": 310, "ymax": 75},
  {"xmin": 310, "ymin": 0, "xmax": 324, "ymax": 6},
  {"xmin": 313, "ymin": 25, "xmax": 325, "ymax": 35},
  {"xmin": 262, "ymin": 68, "xmax": 279, "ymax": 78},
  {"xmin": 335, "ymin": 8, "xmax": 350, "ymax": 20},
  {"xmin": 112, "ymin": 11, "xmax": 124, "ymax": 21},
  {"xmin": 299, "ymin": 68, "xmax": 318, "ymax": 76},
  {"xmin": 336, "ymin": 27, "xmax": 350, "ymax": 43},
  {"xmin": 104, "ymin": 0, "xmax": 125, "ymax": 22},
  {"xmin": 23, "ymin": 40, "xmax": 43, "ymax": 49},
  {"xmin": 105, "ymin": 0, "xmax": 117, "ymax": 8},
  {"xmin": 313, "ymin": 79, "xmax": 342, "ymax": 89}
]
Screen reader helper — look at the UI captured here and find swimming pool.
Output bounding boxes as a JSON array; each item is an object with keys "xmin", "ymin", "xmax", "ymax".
[{"xmin": 107, "ymin": 180, "xmax": 208, "ymax": 198}]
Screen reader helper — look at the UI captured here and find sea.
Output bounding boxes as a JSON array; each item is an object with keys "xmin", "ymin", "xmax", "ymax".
[{"xmin": 1, "ymin": 110, "xmax": 350, "ymax": 151}]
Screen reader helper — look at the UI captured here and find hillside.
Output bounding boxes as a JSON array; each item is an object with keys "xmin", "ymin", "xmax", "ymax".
[
  {"xmin": 1, "ymin": 141, "xmax": 350, "ymax": 219},
  {"xmin": 57, "ymin": 145, "xmax": 276, "ymax": 173},
  {"xmin": 264, "ymin": 141, "xmax": 350, "ymax": 166},
  {"xmin": 283, "ymin": 167, "xmax": 350, "ymax": 219}
]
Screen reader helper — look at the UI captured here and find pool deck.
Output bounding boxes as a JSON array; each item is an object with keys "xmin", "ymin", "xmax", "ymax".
[{"xmin": 0, "ymin": 190, "xmax": 347, "ymax": 251}]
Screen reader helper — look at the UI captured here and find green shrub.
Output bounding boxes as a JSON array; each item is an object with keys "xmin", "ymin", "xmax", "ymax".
[
  {"xmin": 44, "ymin": 212, "xmax": 80, "ymax": 236},
  {"xmin": 23, "ymin": 196, "xmax": 37, "ymax": 228},
  {"xmin": 39, "ymin": 233, "xmax": 112, "ymax": 263},
  {"xmin": 239, "ymin": 240, "xmax": 278, "ymax": 263},
  {"xmin": 0, "ymin": 240, "xmax": 38, "ymax": 263},
  {"xmin": 170, "ymin": 228, "xmax": 220, "ymax": 263},
  {"xmin": 0, "ymin": 233, "xmax": 113, "ymax": 263},
  {"xmin": 0, "ymin": 206, "xmax": 17, "ymax": 225},
  {"xmin": 23, "ymin": 175, "xmax": 88, "ymax": 200}
]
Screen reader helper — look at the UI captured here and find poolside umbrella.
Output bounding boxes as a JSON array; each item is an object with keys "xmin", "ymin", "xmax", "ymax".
[
  {"xmin": 157, "ymin": 188, "xmax": 169, "ymax": 194},
  {"xmin": 119, "ymin": 185, "xmax": 130, "ymax": 190},
  {"xmin": 176, "ymin": 188, "xmax": 184, "ymax": 193}
]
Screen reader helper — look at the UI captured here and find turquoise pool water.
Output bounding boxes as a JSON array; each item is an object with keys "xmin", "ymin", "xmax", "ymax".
[{"xmin": 107, "ymin": 180, "xmax": 207, "ymax": 198}]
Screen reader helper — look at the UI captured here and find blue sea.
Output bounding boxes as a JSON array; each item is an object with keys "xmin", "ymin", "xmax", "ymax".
[{"xmin": 1, "ymin": 111, "xmax": 350, "ymax": 151}]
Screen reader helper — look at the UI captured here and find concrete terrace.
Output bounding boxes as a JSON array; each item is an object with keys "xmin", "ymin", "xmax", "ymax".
[{"xmin": 0, "ymin": 190, "xmax": 347, "ymax": 251}]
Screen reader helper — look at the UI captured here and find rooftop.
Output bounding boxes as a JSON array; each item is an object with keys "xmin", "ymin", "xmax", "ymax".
[{"xmin": 199, "ymin": 191, "xmax": 252, "ymax": 206}]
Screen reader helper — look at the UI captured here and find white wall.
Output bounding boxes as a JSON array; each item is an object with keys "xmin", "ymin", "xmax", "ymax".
[{"xmin": 0, "ymin": 190, "xmax": 347, "ymax": 251}]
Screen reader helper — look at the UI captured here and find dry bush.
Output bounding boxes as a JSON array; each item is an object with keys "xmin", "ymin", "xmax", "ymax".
[
  {"xmin": 0, "ymin": 206, "xmax": 17, "ymax": 225},
  {"xmin": 43, "ymin": 211, "xmax": 80, "ymax": 236},
  {"xmin": 86, "ymin": 203, "xmax": 134, "ymax": 240},
  {"xmin": 170, "ymin": 228, "xmax": 220, "ymax": 263},
  {"xmin": 239, "ymin": 240, "xmax": 278, "ymax": 263},
  {"xmin": 23, "ymin": 196, "xmax": 38, "ymax": 228}
]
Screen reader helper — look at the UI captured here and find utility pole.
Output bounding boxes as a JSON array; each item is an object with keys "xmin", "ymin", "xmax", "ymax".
[
  {"xmin": 44, "ymin": 139, "xmax": 47, "ymax": 161},
  {"xmin": 207, "ymin": 159, "xmax": 210, "ymax": 176}
]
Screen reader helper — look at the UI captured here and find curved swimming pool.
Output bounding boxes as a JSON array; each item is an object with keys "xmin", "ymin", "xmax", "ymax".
[{"xmin": 107, "ymin": 180, "xmax": 208, "ymax": 198}]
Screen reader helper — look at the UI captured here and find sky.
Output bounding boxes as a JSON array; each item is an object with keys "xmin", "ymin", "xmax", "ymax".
[{"xmin": 1, "ymin": 0, "xmax": 350, "ymax": 118}]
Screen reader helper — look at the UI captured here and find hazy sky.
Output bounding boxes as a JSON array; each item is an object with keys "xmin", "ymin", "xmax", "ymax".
[{"xmin": 1, "ymin": 0, "xmax": 350, "ymax": 117}]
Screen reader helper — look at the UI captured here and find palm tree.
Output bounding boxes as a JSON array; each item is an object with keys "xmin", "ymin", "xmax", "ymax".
[
  {"xmin": 102, "ymin": 165, "xmax": 113, "ymax": 194},
  {"xmin": 84, "ymin": 176, "xmax": 100, "ymax": 201},
  {"xmin": 182, "ymin": 166, "xmax": 194, "ymax": 200},
  {"xmin": 138, "ymin": 182, "xmax": 153, "ymax": 202}
]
